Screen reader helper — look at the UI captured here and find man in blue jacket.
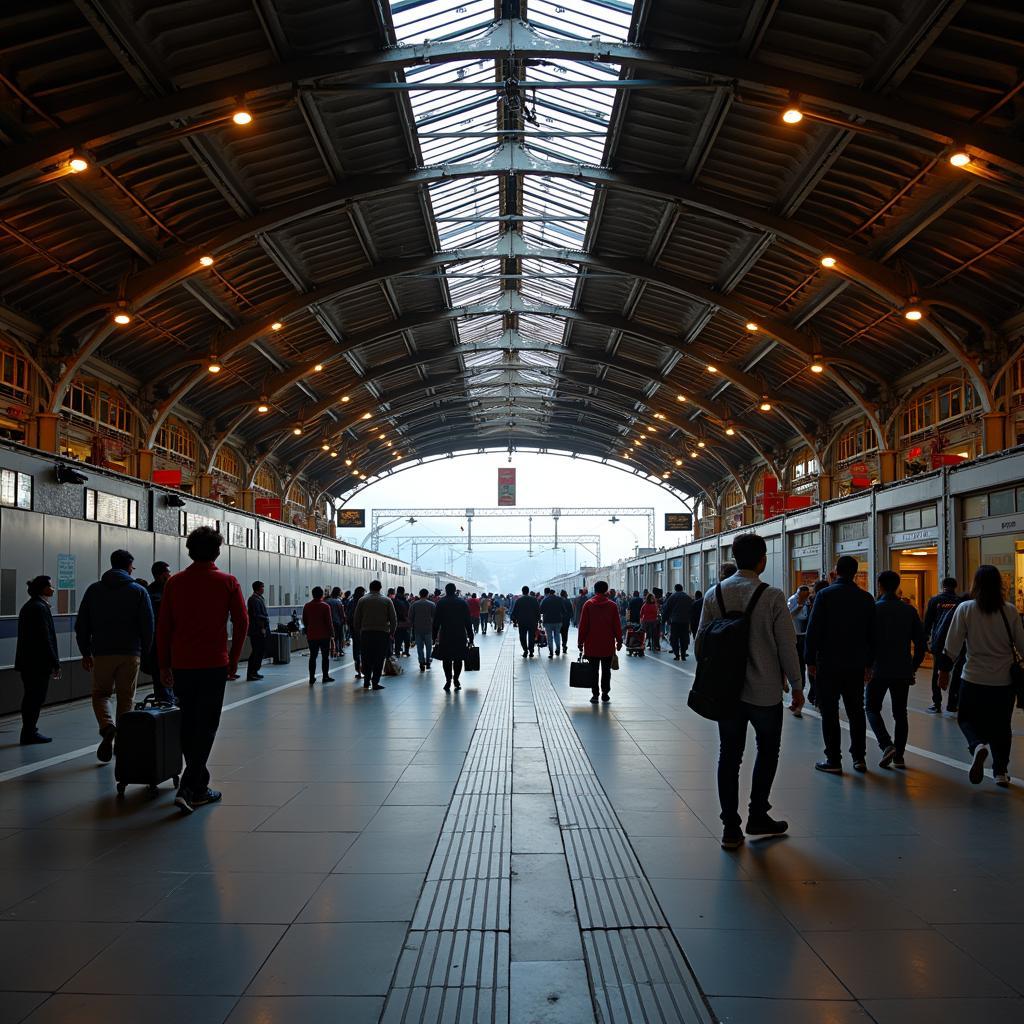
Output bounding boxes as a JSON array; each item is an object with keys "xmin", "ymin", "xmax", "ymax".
[
  {"xmin": 866, "ymin": 571, "xmax": 926, "ymax": 769},
  {"xmin": 804, "ymin": 555, "xmax": 875, "ymax": 774},
  {"xmin": 75, "ymin": 549, "xmax": 154, "ymax": 763}
]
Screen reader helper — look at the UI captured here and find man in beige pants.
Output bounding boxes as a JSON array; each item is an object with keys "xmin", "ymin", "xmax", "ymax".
[{"xmin": 75, "ymin": 550, "xmax": 154, "ymax": 763}]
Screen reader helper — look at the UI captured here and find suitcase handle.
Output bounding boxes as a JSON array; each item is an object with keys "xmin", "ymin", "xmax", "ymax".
[{"xmin": 135, "ymin": 693, "xmax": 176, "ymax": 710}]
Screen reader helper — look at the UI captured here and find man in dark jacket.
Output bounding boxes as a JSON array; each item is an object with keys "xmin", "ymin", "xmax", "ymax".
[
  {"xmin": 804, "ymin": 555, "xmax": 875, "ymax": 774},
  {"xmin": 432, "ymin": 583, "xmax": 474, "ymax": 690},
  {"xmin": 627, "ymin": 591, "xmax": 644, "ymax": 626},
  {"xmin": 866, "ymin": 571, "xmax": 926, "ymax": 769},
  {"xmin": 662, "ymin": 584, "xmax": 695, "ymax": 661},
  {"xmin": 146, "ymin": 562, "xmax": 173, "ymax": 701},
  {"xmin": 572, "ymin": 588, "xmax": 588, "ymax": 626},
  {"xmin": 540, "ymin": 588, "xmax": 566, "ymax": 657},
  {"xmin": 923, "ymin": 577, "xmax": 961, "ymax": 713},
  {"xmin": 15, "ymin": 575, "xmax": 60, "ymax": 744},
  {"xmin": 511, "ymin": 585, "xmax": 541, "ymax": 658},
  {"xmin": 689, "ymin": 590, "xmax": 704, "ymax": 637},
  {"xmin": 75, "ymin": 549, "xmax": 154, "ymax": 763},
  {"xmin": 246, "ymin": 581, "xmax": 270, "ymax": 681}
]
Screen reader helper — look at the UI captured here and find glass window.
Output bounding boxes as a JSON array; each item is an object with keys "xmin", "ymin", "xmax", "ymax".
[
  {"xmin": 0, "ymin": 347, "xmax": 29, "ymax": 399},
  {"xmin": 85, "ymin": 488, "xmax": 138, "ymax": 528},
  {"xmin": 962, "ymin": 494, "xmax": 987, "ymax": 520},
  {"xmin": 921, "ymin": 505, "xmax": 937, "ymax": 528},
  {"xmin": 1018, "ymin": 486, "xmax": 1024, "ymax": 511},
  {"xmin": 837, "ymin": 519, "xmax": 867, "ymax": 542},
  {"xmin": 904, "ymin": 509, "xmax": 922, "ymax": 530},
  {"xmin": 989, "ymin": 489, "xmax": 1015, "ymax": 516},
  {"xmin": 888, "ymin": 512, "xmax": 905, "ymax": 532}
]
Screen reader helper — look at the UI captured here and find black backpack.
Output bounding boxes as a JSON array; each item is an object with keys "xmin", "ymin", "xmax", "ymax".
[{"xmin": 687, "ymin": 582, "xmax": 768, "ymax": 721}]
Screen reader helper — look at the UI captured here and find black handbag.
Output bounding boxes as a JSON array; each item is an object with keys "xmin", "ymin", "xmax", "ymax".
[
  {"xmin": 463, "ymin": 645, "xmax": 480, "ymax": 672},
  {"xmin": 569, "ymin": 656, "xmax": 599, "ymax": 689},
  {"xmin": 998, "ymin": 608, "xmax": 1024, "ymax": 707}
]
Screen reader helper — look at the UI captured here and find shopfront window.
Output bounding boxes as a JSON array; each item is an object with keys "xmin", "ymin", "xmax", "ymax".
[
  {"xmin": 687, "ymin": 553, "xmax": 700, "ymax": 593},
  {"xmin": 836, "ymin": 519, "xmax": 867, "ymax": 542},
  {"xmin": 703, "ymin": 549, "xmax": 718, "ymax": 589}
]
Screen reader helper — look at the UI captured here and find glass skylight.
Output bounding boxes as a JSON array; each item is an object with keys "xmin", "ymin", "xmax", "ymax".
[{"xmin": 387, "ymin": 0, "xmax": 636, "ymax": 430}]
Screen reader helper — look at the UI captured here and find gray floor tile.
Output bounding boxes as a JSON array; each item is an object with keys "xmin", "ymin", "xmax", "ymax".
[
  {"xmin": 511, "ymin": 794, "xmax": 562, "ymax": 853},
  {"xmin": 22, "ymin": 993, "xmax": 235, "ymax": 1024},
  {"xmin": 4, "ymin": 870, "xmax": 188, "ymax": 923},
  {"xmin": 142, "ymin": 872, "xmax": 324, "ymax": 924},
  {"xmin": 257, "ymin": 803, "xmax": 379, "ymax": 832},
  {"xmin": 810, "ymin": 930, "xmax": 1013, "ymax": 999},
  {"xmin": 286, "ymin": 783, "xmax": 396, "ymax": 807},
  {"xmin": 630, "ymin": 836, "xmax": 750, "ymax": 879},
  {"xmin": 225, "ymin": 996, "xmax": 384, "ymax": 1023},
  {"xmin": 63, "ymin": 922, "xmax": 285, "ymax": 995},
  {"xmin": 671, "ymin": 928, "xmax": 851, "ymax": 1000},
  {"xmin": 861, "ymin": 997, "xmax": 1024, "ymax": 1024},
  {"xmin": 0, "ymin": 921, "xmax": 126, "ymax": 992},
  {"xmin": 247, "ymin": 922, "xmax": 408, "ymax": 995},
  {"xmin": 616, "ymin": 808, "xmax": 713, "ymax": 838},
  {"xmin": 333, "ymin": 832, "xmax": 439, "ymax": 874},
  {"xmin": 509, "ymin": 960, "xmax": 594, "ymax": 1024},
  {"xmin": 363, "ymin": 804, "xmax": 447, "ymax": 834},
  {"xmin": 0, "ymin": 991, "xmax": 47, "ymax": 1023},
  {"xmin": 650, "ymin": 877, "xmax": 793, "ymax": 932},
  {"xmin": 759, "ymin": 879, "xmax": 926, "ymax": 931},
  {"xmin": 0, "ymin": 830, "xmax": 131, "ymax": 872},
  {"xmin": 510, "ymin": 854, "xmax": 583, "ymax": 962},
  {"xmin": 398, "ymin": 764, "xmax": 462, "ymax": 783},
  {"xmin": 384, "ymin": 782, "xmax": 456, "ymax": 805},
  {"xmin": 297, "ymin": 873, "xmax": 423, "ymax": 923},
  {"xmin": 710, "ymin": 997, "xmax": 871, "ymax": 1023},
  {"xmin": 936, "ymin": 923, "xmax": 1024, "ymax": 994},
  {"xmin": 205, "ymin": 832, "xmax": 359, "ymax": 873},
  {"xmin": 0, "ymin": 870, "xmax": 65, "ymax": 912},
  {"xmin": 879, "ymin": 876, "xmax": 1024, "ymax": 924}
]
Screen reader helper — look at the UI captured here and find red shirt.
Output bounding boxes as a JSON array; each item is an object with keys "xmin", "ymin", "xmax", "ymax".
[
  {"xmin": 302, "ymin": 598, "xmax": 334, "ymax": 641},
  {"xmin": 157, "ymin": 561, "xmax": 248, "ymax": 671},
  {"xmin": 640, "ymin": 602, "xmax": 660, "ymax": 623},
  {"xmin": 467, "ymin": 597, "xmax": 481, "ymax": 617},
  {"xmin": 578, "ymin": 594, "xmax": 623, "ymax": 657}
]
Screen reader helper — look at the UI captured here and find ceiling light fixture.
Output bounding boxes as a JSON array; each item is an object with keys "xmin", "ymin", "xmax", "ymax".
[
  {"xmin": 810, "ymin": 356, "xmax": 825, "ymax": 374},
  {"xmin": 676, "ymin": 394, "xmax": 686, "ymax": 402},
  {"xmin": 330, "ymin": 450, "xmax": 338, "ymax": 458},
  {"xmin": 313, "ymin": 363, "xmax": 323, "ymax": 373},
  {"xmin": 345, "ymin": 458, "xmax": 353, "ymax": 466},
  {"xmin": 341, "ymin": 395, "xmax": 350, "ymax": 403},
  {"xmin": 362, "ymin": 413, "xmax": 372, "ymax": 420},
  {"xmin": 292, "ymin": 425, "xmax": 302, "ymax": 436},
  {"xmin": 949, "ymin": 150, "xmax": 971, "ymax": 168},
  {"xmin": 675, "ymin": 458, "xmax": 683, "ymax": 467},
  {"xmin": 690, "ymin": 451, "xmax": 698, "ymax": 458},
  {"xmin": 759, "ymin": 398, "xmax": 773, "ymax": 412},
  {"xmin": 198, "ymin": 255, "xmax": 215, "ymax": 267},
  {"xmin": 270, "ymin": 321, "xmax": 283, "ymax": 331},
  {"xmin": 782, "ymin": 106, "xmax": 803, "ymax": 124},
  {"xmin": 257, "ymin": 397, "xmax": 270, "ymax": 413},
  {"xmin": 662, "ymin": 472, "xmax": 670, "ymax": 479},
  {"xmin": 69, "ymin": 156, "xmax": 89, "ymax": 173},
  {"xmin": 321, "ymin": 443, "xmax": 330, "ymax": 451},
  {"xmin": 232, "ymin": 107, "xmax": 253, "ymax": 125},
  {"xmin": 904, "ymin": 307, "xmax": 924, "ymax": 321},
  {"xmin": 724, "ymin": 424, "xmax": 736, "ymax": 436},
  {"xmin": 207, "ymin": 356, "xmax": 222, "ymax": 373},
  {"xmin": 745, "ymin": 321, "xmax": 759, "ymax": 332},
  {"xmin": 112, "ymin": 304, "xmax": 132, "ymax": 326},
  {"xmin": 706, "ymin": 364, "xmax": 718, "ymax": 374},
  {"xmin": 820, "ymin": 255, "xmax": 837, "ymax": 269},
  {"xmin": 697, "ymin": 440, "xmax": 706, "ymax": 448}
]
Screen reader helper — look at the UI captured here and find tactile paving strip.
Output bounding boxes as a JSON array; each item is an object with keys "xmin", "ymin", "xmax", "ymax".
[
  {"xmin": 382, "ymin": 644, "xmax": 514, "ymax": 1024},
  {"xmin": 530, "ymin": 661, "xmax": 715, "ymax": 1024}
]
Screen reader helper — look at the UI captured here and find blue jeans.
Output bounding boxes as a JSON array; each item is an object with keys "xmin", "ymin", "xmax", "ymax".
[
  {"xmin": 717, "ymin": 701, "xmax": 783, "ymax": 828},
  {"xmin": 545, "ymin": 623, "xmax": 562, "ymax": 653},
  {"xmin": 414, "ymin": 631, "xmax": 433, "ymax": 665}
]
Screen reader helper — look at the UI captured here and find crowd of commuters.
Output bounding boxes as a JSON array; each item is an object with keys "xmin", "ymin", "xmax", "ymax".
[{"xmin": 14, "ymin": 526, "xmax": 1023, "ymax": 830}]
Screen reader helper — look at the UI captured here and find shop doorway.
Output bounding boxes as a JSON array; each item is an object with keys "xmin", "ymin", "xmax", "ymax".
[{"xmin": 892, "ymin": 547, "xmax": 939, "ymax": 618}]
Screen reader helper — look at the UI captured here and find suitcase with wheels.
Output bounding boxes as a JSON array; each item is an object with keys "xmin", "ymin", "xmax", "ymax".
[
  {"xmin": 463, "ymin": 645, "xmax": 480, "ymax": 672},
  {"xmin": 114, "ymin": 694, "xmax": 182, "ymax": 796},
  {"xmin": 271, "ymin": 631, "xmax": 291, "ymax": 664}
]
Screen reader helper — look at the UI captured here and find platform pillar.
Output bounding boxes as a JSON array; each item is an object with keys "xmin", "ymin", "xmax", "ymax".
[
  {"xmin": 818, "ymin": 473, "xmax": 833, "ymax": 502},
  {"xmin": 195, "ymin": 473, "xmax": 214, "ymax": 498},
  {"xmin": 982, "ymin": 412, "xmax": 1007, "ymax": 454},
  {"xmin": 134, "ymin": 448, "xmax": 154, "ymax": 481},
  {"xmin": 878, "ymin": 450, "xmax": 898, "ymax": 483},
  {"xmin": 240, "ymin": 488, "xmax": 256, "ymax": 512},
  {"xmin": 34, "ymin": 413, "xmax": 60, "ymax": 453}
]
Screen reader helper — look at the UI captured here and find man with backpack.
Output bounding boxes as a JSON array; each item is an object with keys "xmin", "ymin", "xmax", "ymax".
[
  {"xmin": 923, "ymin": 578, "xmax": 962, "ymax": 713},
  {"xmin": 695, "ymin": 533, "xmax": 803, "ymax": 850}
]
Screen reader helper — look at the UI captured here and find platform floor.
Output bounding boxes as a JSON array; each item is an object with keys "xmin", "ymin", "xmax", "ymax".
[{"xmin": 1, "ymin": 632, "xmax": 1023, "ymax": 1024}]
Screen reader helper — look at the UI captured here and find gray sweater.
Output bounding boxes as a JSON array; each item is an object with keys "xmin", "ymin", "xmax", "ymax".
[
  {"xmin": 944, "ymin": 600, "xmax": 1024, "ymax": 687},
  {"xmin": 697, "ymin": 569, "xmax": 802, "ymax": 706}
]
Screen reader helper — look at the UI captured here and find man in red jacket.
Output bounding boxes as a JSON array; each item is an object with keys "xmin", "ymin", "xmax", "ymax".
[
  {"xmin": 303, "ymin": 587, "xmax": 336, "ymax": 686},
  {"xmin": 578, "ymin": 580, "xmax": 623, "ymax": 704},
  {"xmin": 157, "ymin": 526, "xmax": 248, "ymax": 814}
]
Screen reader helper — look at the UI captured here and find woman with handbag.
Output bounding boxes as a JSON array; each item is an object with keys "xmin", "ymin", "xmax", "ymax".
[{"xmin": 940, "ymin": 564, "xmax": 1024, "ymax": 787}]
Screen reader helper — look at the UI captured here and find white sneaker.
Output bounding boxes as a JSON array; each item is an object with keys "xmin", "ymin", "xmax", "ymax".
[
  {"xmin": 994, "ymin": 773, "xmax": 1010, "ymax": 788},
  {"xmin": 969, "ymin": 744, "xmax": 988, "ymax": 785}
]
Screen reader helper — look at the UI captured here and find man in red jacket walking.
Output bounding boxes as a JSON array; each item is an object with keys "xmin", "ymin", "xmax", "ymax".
[
  {"xmin": 578, "ymin": 580, "xmax": 623, "ymax": 704},
  {"xmin": 303, "ymin": 587, "xmax": 336, "ymax": 686},
  {"xmin": 157, "ymin": 526, "xmax": 248, "ymax": 814}
]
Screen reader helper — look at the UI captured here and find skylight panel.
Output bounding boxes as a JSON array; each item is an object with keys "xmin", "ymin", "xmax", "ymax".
[
  {"xmin": 521, "ymin": 177, "xmax": 596, "ymax": 247},
  {"xmin": 520, "ymin": 257, "xmax": 578, "ymax": 306},
  {"xmin": 518, "ymin": 313, "xmax": 569, "ymax": 346},
  {"xmin": 456, "ymin": 313, "xmax": 504, "ymax": 346},
  {"xmin": 528, "ymin": 0, "xmax": 634, "ymax": 41},
  {"xmin": 408, "ymin": 61, "xmax": 498, "ymax": 164},
  {"xmin": 446, "ymin": 258, "xmax": 503, "ymax": 307},
  {"xmin": 429, "ymin": 178, "xmax": 501, "ymax": 249},
  {"xmin": 390, "ymin": 0, "xmax": 496, "ymax": 44}
]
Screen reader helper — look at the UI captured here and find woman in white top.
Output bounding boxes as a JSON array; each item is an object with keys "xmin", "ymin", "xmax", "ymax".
[{"xmin": 941, "ymin": 564, "xmax": 1024, "ymax": 787}]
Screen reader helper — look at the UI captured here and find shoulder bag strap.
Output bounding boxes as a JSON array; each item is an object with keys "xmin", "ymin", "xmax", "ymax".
[
  {"xmin": 998, "ymin": 607, "xmax": 1023, "ymax": 665},
  {"xmin": 744, "ymin": 582, "xmax": 769, "ymax": 619},
  {"xmin": 714, "ymin": 582, "xmax": 726, "ymax": 614}
]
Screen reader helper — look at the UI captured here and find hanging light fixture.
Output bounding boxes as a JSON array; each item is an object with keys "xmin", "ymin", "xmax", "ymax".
[
  {"xmin": 745, "ymin": 321, "xmax": 759, "ymax": 332},
  {"xmin": 820, "ymin": 255, "xmax": 837, "ymax": 269},
  {"xmin": 810, "ymin": 357, "xmax": 825, "ymax": 374},
  {"xmin": 759, "ymin": 397, "xmax": 773, "ymax": 412},
  {"xmin": 949, "ymin": 150, "xmax": 971, "ymax": 168},
  {"xmin": 112, "ymin": 303, "xmax": 132, "ymax": 326},
  {"xmin": 68, "ymin": 156, "xmax": 89, "ymax": 173},
  {"xmin": 904, "ymin": 306, "xmax": 924, "ymax": 321},
  {"xmin": 292, "ymin": 425, "xmax": 303, "ymax": 436},
  {"xmin": 207, "ymin": 355, "xmax": 222, "ymax": 373},
  {"xmin": 782, "ymin": 105, "xmax": 803, "ymax": 124},
  {"xmin": 256, "ymin": 396, "xmax": 270, "ymax": 414},
  {"xmin": 724, "ymin": 423, "xmax": 736, "ymax": 436},
  {"xmin": 231, "ymin": 104, "xmax": 253, "ymax": 125}
]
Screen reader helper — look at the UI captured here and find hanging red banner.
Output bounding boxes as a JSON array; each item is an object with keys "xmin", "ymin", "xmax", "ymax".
[
  {"xmin": 255, "ymin": 497, "xmax": 282, "ymax": 520},
  {"xmin": 152, "ymin": 469, "xmax": 182, "ymax": 487},
  {"xmin": 498, "ymin": 468, "xmax": 516, "ymax": 506}
]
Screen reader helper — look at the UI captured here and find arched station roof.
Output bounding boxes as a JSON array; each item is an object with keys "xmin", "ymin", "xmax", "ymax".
[{"xmin": 1, "ymin": 0, "xmax": 1021, "ymax": 500}]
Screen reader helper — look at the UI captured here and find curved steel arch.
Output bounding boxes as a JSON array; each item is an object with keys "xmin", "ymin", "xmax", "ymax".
[
  {"xmin": 139, "ymin": 238, "xmax": 882, "ymax": 447},
  {"xmin": 3, "ymin": 18, "xmax": 1021, "ymax": 190},
  {"xmin": 48, "ymin": 147, "xmax": 989, "ymax": 417}
]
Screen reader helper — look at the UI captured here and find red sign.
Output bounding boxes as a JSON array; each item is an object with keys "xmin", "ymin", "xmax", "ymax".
[
  {"xmin": 498, "ymin": 467, "xmax": 516, "ymax": 506},
  {"xmin": 255, "ymin": 497, "xmax": 282, "ymax": 520},
  {"xmin": 152, "ymin": 469, "xmax": 182, "ymax": 487}
]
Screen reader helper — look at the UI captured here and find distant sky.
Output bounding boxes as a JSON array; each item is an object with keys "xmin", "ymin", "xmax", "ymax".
[{"xmin": 332, "ymin": 452, "xmax": 693, "ymax": 588}]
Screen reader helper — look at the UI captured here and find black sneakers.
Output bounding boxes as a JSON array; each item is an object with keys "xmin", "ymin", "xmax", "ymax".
[
  {"xmin": 175, "ymin": 788, "xmax": 222, "ymax": 814},
  {"xmin": 969, "ymin": 744, "xmax": 988, "ymax": 785},
  {"xmin": 815, "ymin": 760, "xmax": 842, "ymax": 774},
  {"xmin": 97, "ymin": 725, "xmax": 116, "ymax": 763},
  {"xmin": 892, "ymin": 753, "xmax": 906, "ymax": 769},
  {"xmin": 746, "ymin": 815, "xmax": 788, "ymax": 837},
  {"xmin": 927, "ymin": 703, "xmax": 941, "ymax": 714},
  {"xmin": 853, "ymin": 760, "xmax": 867, "ymax": 773},
  {"xmin": 20, "ymin": 731, "xmax": 52, "ymax": 745},
  {"xmin": 589, "ymin": 695, "xmax": 598, "ymax": 704},
  {"xmin": 879, "ymin": 745, "xmax": 896, "ymax": 769},
  {"xmin": 721, "ymin": 825, "xmax": 744, "ymax": 850}
]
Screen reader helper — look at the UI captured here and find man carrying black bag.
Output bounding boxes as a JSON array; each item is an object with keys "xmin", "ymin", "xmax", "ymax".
[
  {"xmin": 577, "ymin": 581, "xmax": 622, "ymax": 704},
  {"xmin": 695, "ymin": 533, "xmax": 803, "ymax": 850}
]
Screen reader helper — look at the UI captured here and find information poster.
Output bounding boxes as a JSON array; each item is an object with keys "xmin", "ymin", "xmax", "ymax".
[
  {"xmin": 664, "ymin": 513, "xmax": 693, "ymax": 531},
  {"xmin": 498, "ymin": 468, "xmax": 516, "ymax": 506},
  {"xmin": 57, "ymin": 553, "xmax": 76, "ymax": 590},
  {"xmin": 337, "ymin": 508, "xmax": 366, "ymax": 528}
]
